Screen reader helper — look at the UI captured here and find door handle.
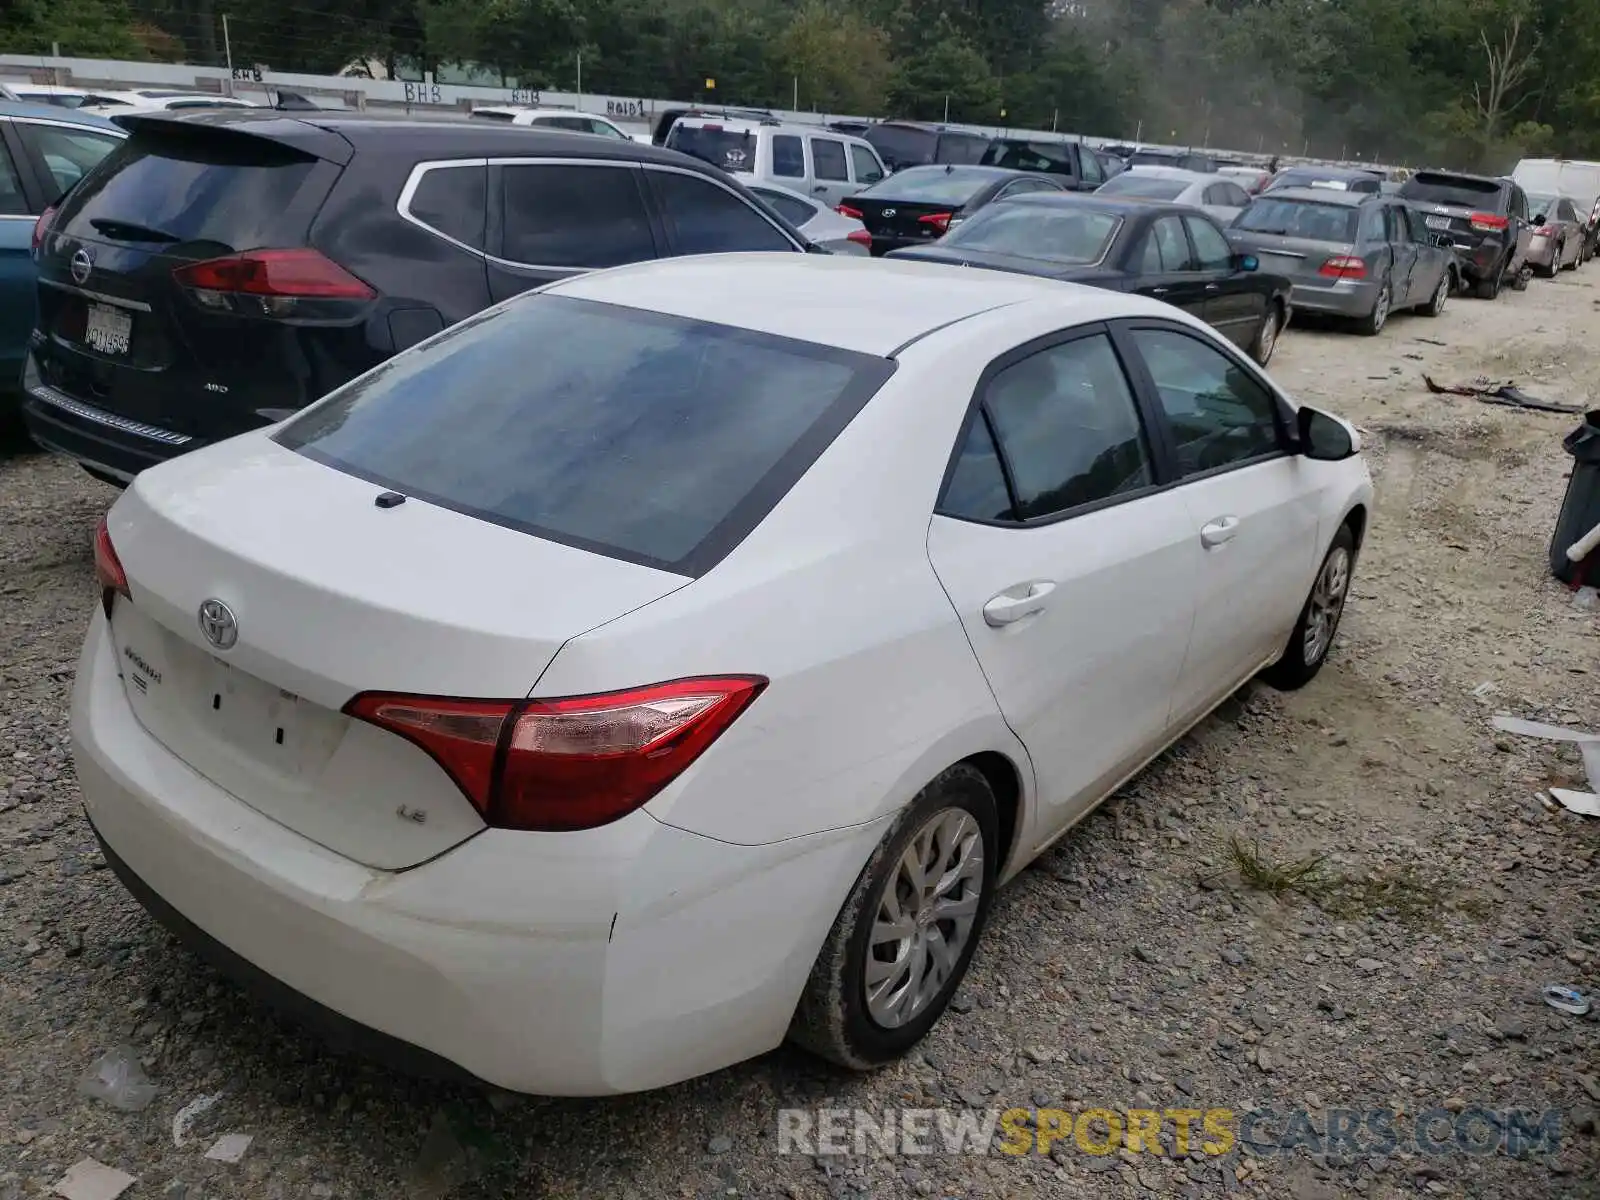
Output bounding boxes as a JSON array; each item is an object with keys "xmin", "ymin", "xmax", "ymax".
[
  {"xmin": 1205, "ymin": 283, "xmax": 1220, "ymax": 291},
  {"xmin": 812, "ymin": 186, "xmax": 828, "ymax": 195},
  {"xmin": 982, "ymin": 581, "xmax": 1057, "ymax": 627},
  {"xmin": 1151, "ymin": 286, "xmax": 1170, "ymax": 295},
  {"xmin": 1200, "ymin": 516, "xmax": 1240, "ymax": 548}
]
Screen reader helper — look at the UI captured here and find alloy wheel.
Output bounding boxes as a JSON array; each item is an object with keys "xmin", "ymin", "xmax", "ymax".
[
  {"xmin": 864, "ymin": 807, "xmax": 985, "ymax": 1029},
  {"xmin": 1303, "ymin": 546, "xmax": 1351, "ymax": 665}
]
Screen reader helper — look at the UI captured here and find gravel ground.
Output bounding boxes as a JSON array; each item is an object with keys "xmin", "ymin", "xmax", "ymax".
[{"xmin": 2, "ymin": 274, "xmax": 1599, "ymax": 1200}]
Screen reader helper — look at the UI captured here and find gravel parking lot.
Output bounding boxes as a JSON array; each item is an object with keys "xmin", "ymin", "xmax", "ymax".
[{"xmin": 2, "ymin": 276, "xmax": 1598, "ymax": 1200}]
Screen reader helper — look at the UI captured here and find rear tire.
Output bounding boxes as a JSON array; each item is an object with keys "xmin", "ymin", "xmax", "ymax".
[
  {"xmin": 789, "ymin": 764, "xmax": 998, "ymax": 1070},
  {"xmin": 1262, "ymin": 524, "xmax": 1356, "ymax": 692},
  {"xmin": 1356, "ymin": 280, "xmax": 1390, "ymax": 336},
  {"xmin": 1472, "ymin": 267, "xmax": 1502, "ymax": 299},
  {"xmin": 1420, "ymin": 269, "xmax": 1450, "ymax": 317},
  {"xmin": 1250, "ymin": 304, "xmax": 1283, "ymax": 366},
  {"xmin": 1563, "ymin": 242, "xmax": 1579, "ymax": 271},
  {"xmin": 1537, "ymin": 248, "xmax": 1559, "ymax": 278}
]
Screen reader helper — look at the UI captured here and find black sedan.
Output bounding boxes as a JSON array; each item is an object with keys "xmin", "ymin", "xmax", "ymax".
[
  {"xmin": 838, "ymin": 165, "xmax": 1067, "ymax": 257},
  {"xmin": 885, "ymin": 193, "xmax": 1294, "ymax": 365}
]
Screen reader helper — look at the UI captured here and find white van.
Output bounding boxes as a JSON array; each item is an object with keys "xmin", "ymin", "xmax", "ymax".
[
  {"xmin": 1512, "ymin": 158, "xmax": 1600, "ymax": 258},
  {"xmin": 665, "ymin": 116, "xmax": 887, "ymax": 205}
]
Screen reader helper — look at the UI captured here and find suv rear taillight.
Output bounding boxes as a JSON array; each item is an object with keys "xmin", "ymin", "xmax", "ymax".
[
  {"xmin": 173, "ymin": 249, "xmax": 375, "ymax": 318},
  {"xmin": 345, "ymin": 676, "xmax": 767, "ymax": 832},
  {"xmin": 1318, "ymin": 256, "xmax": 1368, "ymax": 279},
  {"xmin": 1470, "ymin": 212, "xmax": 1509, "ymax": 232},
  {"xmin": 93, "ymin": 516, "xmax": 130, "ymax": 618},
  {"xmin": 31, "ymin": 204, "xmax": 56, "ymax": 255}
]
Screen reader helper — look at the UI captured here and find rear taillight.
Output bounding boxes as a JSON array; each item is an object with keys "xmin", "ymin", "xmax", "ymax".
[
  {"xmin": 345, "ymin": 675, "xmax": 767, "ymax": 832},
  {"xmin": 1470, "ymin": 212, "xmax": 1509, "ymax": 232},
  {"xmin": 918, "ymin": 211, "xmax": 954, "ymax": 234},
  {"xmin": 173, "ymin": 249, "xmax": 375, "ymax": 318},
  {"xmin": 1318, "ymin": 255, "xmax": 1368, "ymax": 279},
  {"xmin": 93, "ymin": 516, "xmax": 129, "ymax": 618},
  {"xmin": 847, "ymin": 229, "xmax": 871, "ymax": 249},
  {"xmin": 32, "ymin": 204, "xmax": 57, "ymax": 255},
  {"xmin": 836, "ymin": 203, "xmax": 863, "ymax": 220}
]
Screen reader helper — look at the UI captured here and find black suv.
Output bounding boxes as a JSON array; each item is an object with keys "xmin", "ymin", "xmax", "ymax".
[
  {"xmin": 977, "ymin": 138, "xmax": 1109, "ymax": 191},
  {"xmin": 1398, "ymin": 169, "xmax": 1533, "ymax": 299},
  {"xmin": 862, "ymin": 122, "xmax": 992, "ymax": 172},
  {"xmin": 23, "ymin": 110, "xmax": 808, "ymax": 484}
]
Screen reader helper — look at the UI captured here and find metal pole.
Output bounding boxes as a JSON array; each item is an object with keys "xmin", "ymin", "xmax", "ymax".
[
  {"xmin": 1135, "ymin": 119, "xmax": 1142, "ymax": 143},
  {"xmin": 576, "ymin": 52, "xmax": 582, "ymax": 102},
  {"xmin": 943, "ymin": 95, "xmax": 949, "ymax": 123},
  {"xmin": 1052, "ymin": 109, "xmax": 1058, "ymax": 132},
  {"xmin": 222, "ymin": 14, "xmax": 234, "ymax": 95},
  {"xmin": 793, "ymin": 77, "xmax": 798, "ymax": 111}
]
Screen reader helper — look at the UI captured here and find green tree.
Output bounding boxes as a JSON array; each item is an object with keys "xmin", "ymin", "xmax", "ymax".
[
  {"xmin": 774, "ymin": 2, "xmax": 892, "ymax": 114},
  {"xmin": 1, "ymin": 0, "xmax": 149, "ymax": 58},
  {"xmin": 887, "ymin": 20, "xmax": 1000, "ymax": 122}
]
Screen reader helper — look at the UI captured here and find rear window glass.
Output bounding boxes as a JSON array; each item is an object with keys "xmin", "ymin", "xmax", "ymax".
[
  {"xmin": 1130, "ymin": 150, "xmax": 1183, "ymax": 167},
  {"xmin": 1232, "ymin": 198, "xmax": 1359, "ymax": 241},
  {"xmin": 980, "ymin": 140, "xmax": 1076, "ymax": 175},
  {"xmin": 1097, "ymin": 174, "xmax": 1187, "ymax": 200},
  {"xmin": 665, "ymin": 124, "xmax": 757, "ymax": 173},
  {"xmin": 55, "ymin": 127, "xmax": 323, "ymax": 247},
  {"xmin": 274, "ymin": 296, "xmax": 896, "ymax": 575},
  {"xmin": 856, "ymin": 166, "xmax": 997, "ymax": 205},
  {"xmin": 1399, "ymin": 173, "xmax": 1503, "ymax": 209},
  {"xmin": 935, "ymin": 133, "xmax": 994, "ymax": 165},
  {"xmin": 945, "ymin": 205, "xmax": 1120, "ymax": 263},
  {"xmin": 865, "ymin": 124, "xmax": 936, "ymax": 167}
]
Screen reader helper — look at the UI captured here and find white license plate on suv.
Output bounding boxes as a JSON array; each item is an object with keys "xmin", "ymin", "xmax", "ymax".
[
  {"xmin": 85, "ymin": 302, "xmax": 133, "ymax": 356},
  {"xmin": 1425, "ymin": 216, "xmax": 1452, "ymax": 231}
]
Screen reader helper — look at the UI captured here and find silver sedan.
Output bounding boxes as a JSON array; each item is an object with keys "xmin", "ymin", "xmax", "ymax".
[
  {"xmin": 748, "ymin": 182, "xmax": 871, "ymax": 255},
  {"xmin": 1094, "ymin": 166, "xmax": 1253, "ymax": 224}
]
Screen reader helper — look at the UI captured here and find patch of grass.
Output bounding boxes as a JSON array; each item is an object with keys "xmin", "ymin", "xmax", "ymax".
[{"xmin": 1202, "ymin": 834, "xmax": 1489, "ymax": 927}]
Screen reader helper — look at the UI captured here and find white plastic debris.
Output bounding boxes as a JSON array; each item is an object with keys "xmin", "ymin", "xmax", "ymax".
[
  {"xmin": 1550, "ymin": 788, "xmax": 1600, "ymax": 818},
  {"xmin": 204, "ymin": 1133, "xmax": 253, "ymax": 1164},
  {"xmin": 76, "ymin": 1046, "xmax": 160, "ymax": 1112},
  {"xmin": 52, "ymin": 1159, "xmax": 137, "ymax": 1200},
  {"xmin": 172, "ymin": 1091, "xmax": 225, "ymax": 1148},
  {"xmin": 1575, "ymin": 586, "xmax": 1599, "ymax": 612},
  {"xmin": 1543, "ymin": 984, "xmax": 1592, "ymax": 1016}
]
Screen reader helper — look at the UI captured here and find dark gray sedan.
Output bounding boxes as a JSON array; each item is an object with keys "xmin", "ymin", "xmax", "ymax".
[{"xmin": 1226, "ymin": 188, "xmax": 1458, "ymax": 335}]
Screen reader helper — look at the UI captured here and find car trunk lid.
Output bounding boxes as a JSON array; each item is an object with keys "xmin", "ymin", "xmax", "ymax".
[
  {"xmin": 34, "ymin": 118, "xmax": 348, "ymax": 441},
  {"xmin": 105, "ymin": 442, "xmax": 690, "ymax": 869},
  {"xmin": 1229, "ymin": 232, "xmax": 1354, "ymax": 282},
  {"xmin": 846, "ymin": 197, "xmax": 966, "ymax": 243}
]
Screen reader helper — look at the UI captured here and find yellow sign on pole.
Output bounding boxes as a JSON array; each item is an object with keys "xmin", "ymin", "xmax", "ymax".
[{"xmin": 705, "ymin": 78, "xmax": 716, "ymax": 90}]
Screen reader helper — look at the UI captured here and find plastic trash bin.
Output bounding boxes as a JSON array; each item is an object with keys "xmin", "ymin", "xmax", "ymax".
[{"xmin": 1550, "ymin": 409, "xmax": 1600, "ymax": 584}]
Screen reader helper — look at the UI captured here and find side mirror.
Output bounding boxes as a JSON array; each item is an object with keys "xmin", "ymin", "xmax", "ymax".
[
  {"xmin": 1236, "ymin": 253, "xmax": 1259, "ymax": 272},
  {"xmin": 1297, "ymin": 406, "xmax": 1356, "ymax": 461},
  {"xmin": 1532, "ymin": 213, "xmax": 1546, "ymax": 227}
]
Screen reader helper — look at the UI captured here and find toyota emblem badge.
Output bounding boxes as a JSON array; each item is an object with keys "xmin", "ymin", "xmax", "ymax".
[
  {"xmin": 70, "ymin": 247, "xmax": 94, "ymax": 286},
  {"xmin": 197, "ymin": 599, "xmax": 239, "ymax": 650}
]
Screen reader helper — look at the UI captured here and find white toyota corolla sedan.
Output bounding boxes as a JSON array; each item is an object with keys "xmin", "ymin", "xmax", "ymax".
[{"xmin": 73, "ymin": 254, "xmax": 1372, "ymax": 1096}]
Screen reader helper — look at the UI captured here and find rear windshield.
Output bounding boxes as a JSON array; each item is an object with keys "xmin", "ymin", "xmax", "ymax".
[
  {"xmin": 1097, "ymin": 174, "xmax": 1187, "ymax": 200},
  {"xmin": 980, "ymin": 140, "xmax": 1075, "ymax": 175},
  {"xmin": 865, "ymin": 124, "xmax": 936, "ymax": 167},
  {"xmin": 1399, "ymin": 173, "xmax": 1503, "ymax": 209},
  {"xmin": 945, "ymin": 205, "xmax": 1120, "ymax": 263},
  {"xmin": 665, "ymin": 124, "xmax": 757, "ymax": 173},
  {"xmin": 55, "ymin": 126, "xmax": 325, "ymax": 247},
  {"xmin": 1526, "ymin": 193, "xmax": 1558, "ymax": 216},
  {"xmin": 1130, "ymin": 150, "xmax": 1182, "ymax": 167},
  {"xmin": 274, "ymin": 295, "xmax": 896, "ymax": 575},
  {"xmin": 1268, "ymin": 169, "xmax": 1380, "ymax": 195},
  {"xmin": 935, "ymin": 132, "xmax": 994, "ymax": 165},
  {"xmin": 856, "ymin": 166, "xmax": 996, "ymax": 205},
  {"xmin": 1232, "ymin": 197, "xmax": 1359, "ymax": 241}
]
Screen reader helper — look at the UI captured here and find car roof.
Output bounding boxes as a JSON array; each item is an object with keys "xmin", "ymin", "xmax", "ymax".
[
  {"xmin": 1262, "ymin": 186, "xmax": 1373, "ymax": 207},
  {"xmin": 546, "ymin": 255, "xmax": 1141, "ymax": 356},
  {"xmin": 1010, "ymin": 192, "xmax": 1187, "ymax": 216},
  {"xmin": 0, "ymin": 101, "xmax": 124, "ymax": 130},
  {"xmin": 1411, "ymin": 168, "xmax": 1504, "ymax": 185},
  {"xmin": 1278, "ymin": 165, "xmax": 1381, "ymax": 179},
  {"xmin": 112, "ymin": 108, "xmax": 710, "ymax": 166},
  {"xmin": 1123, "ymin": 165, "xmax": 1211, "ymax": 181}
]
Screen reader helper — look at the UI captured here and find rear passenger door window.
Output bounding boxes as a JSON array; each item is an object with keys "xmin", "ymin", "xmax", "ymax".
[
  {"xmin": 771, "ymin": 135, "xmax": 804, "ymax": 179},
  {"xmin": 405, "ymin": 163, "xmax": 488, "ymax": 251},
  {"xmin": 17, "ymin": 123, "xmax": 122, "ymax": 202},
  {"xmin": 1184, "ymin": 216, "xmax": 1232, "ymax": 271},
  {"xmin": 649, "ymin": 169, "xmax": 795, "ymax": 255},
  {"xmin": 498, "ymin": 163, "xmax": 655, "ymax": 268},
  {"xmin": 849, "ymin": 144, "xmax": 883, "ymax": 185},
  {"xmin": 1153, "ymin": 216, "xmax": 1192, "ymax": 270},
  {"xmin": 942, "ymin": 333, "xmax": 1155, "ymax": 522},
  {"xmin": 1126, "ymin": 327, "xmax": 1282, "ymax": 476},
  {"xmin": 811, "ymin": 138, "xmax": 849, "ymax": 181},
  {"xmin": 0, "ymin": 132, "xmax": 28, "ymax": 215},
  {"xmin": 1078, "ymin": 148, "xmax": 1103, "ymax": 186}
]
